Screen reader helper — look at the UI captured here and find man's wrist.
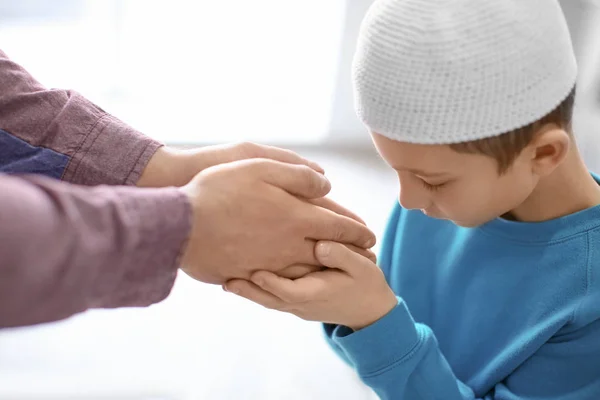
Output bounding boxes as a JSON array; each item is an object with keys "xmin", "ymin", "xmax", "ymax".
[{"xmin": 137, "ymin": 146, "xmax": 196, "ymax": 188}]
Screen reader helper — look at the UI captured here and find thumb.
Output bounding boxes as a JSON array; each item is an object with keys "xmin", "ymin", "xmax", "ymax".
[
  {"xmin": 254, "ymin": 160, "xmax": 331, "ymax": 199},
  {"xmin": 314, "ymin": 241, "xmax": 373, "ymax": 275}
]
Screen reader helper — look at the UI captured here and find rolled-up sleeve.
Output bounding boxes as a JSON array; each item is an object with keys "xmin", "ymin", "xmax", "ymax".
[
  {"xmin": 0, "ymin": 49, "xmax": 161, "ymax": 186},
  {"xmin": 0, "ymin": 174, "xmax": 192, "ymax": 328}
]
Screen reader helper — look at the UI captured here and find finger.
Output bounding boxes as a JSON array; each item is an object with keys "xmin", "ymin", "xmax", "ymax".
[
  {"xmin": 224, "ymin": 279, "xmax": 286, "ymax": 310},
  {"xmin": 250, "ymin": 270, "xmax": 331, "ymax": 303},
  {"xmin": 315, "ymin": 241, "xmax": 375, "ymax": 275},
  {"xmin": 249, "ymin": 143, "xmax": 325, "ymax": 174},
  {"xmin": 305, "ymin": 206, "xmax": 376, "ymax": 249},
  {"xmin": 278, "ymin": 264, "xmax": 323, "ymax": 280},
  {"xmin": 254, "ymin": 160, "xmax": 331, "ymax": 199},
  {"xmin": 287, "ymin": 238, "xmax": 320, "ymax": 266},
  {"xmin": 344, "ymin": 244, "xmax": 377, "ymax": 264},
  {"xmin": 308, "ymin": 197, "xmax": 367, "ymax": 225},
  {"xmin": 285, "ymin": 240, "xmax": 377, "ymax": 267}
]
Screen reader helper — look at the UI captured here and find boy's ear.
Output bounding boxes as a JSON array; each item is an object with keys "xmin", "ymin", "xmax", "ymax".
[{"xmin": 526, "ymin": 124, "xmax": 571, "ymax": 177}]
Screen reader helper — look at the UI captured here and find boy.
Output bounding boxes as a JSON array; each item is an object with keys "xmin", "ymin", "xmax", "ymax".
[{"xmin": 225, "ymin": 0, "xmax": 600, "ymax": 398}]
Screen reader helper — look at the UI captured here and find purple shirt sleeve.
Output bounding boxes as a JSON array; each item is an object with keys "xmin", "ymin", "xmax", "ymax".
[
  {"xmin": 0, "ymin": 49, "xmax": 193, "ymax": 328},
  {"xmin": 0, "ymin": 48, "xmax": 161, "ymax": 185},
  {"xmin": 0, "ymin": 174, "xmax": 192, "ymax": 328}
]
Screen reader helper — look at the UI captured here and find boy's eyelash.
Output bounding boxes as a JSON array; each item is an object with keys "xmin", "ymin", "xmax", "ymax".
[{"xmin": 420, "ymin": 180, "xmax": 446, "ymax": 191}]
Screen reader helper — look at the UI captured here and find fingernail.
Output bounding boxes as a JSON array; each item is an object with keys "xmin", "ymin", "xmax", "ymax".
[
  {"xmin": 366, "ymin": 237, "xmax": 376, "ymax": 248},
  {"xmin": 222, "ymin": 285, "xmax": 228, "ymax": 292},
  {"xmin": 224, "ymin": 284, "xmax": 239, "ymax": 294},
  {"xmin": 317, "ymin": 242, "xmax": 331, "ymax": 257},
  {"xmin": 311, "ymin": 162, "xmax": 325, "ymax": 173},
  {"xmin": 254, "ymin": 278, "xmax": 264, "ymax": 286}
]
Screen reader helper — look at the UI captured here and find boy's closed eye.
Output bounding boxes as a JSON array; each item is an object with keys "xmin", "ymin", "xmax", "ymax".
[{"xmin": 419, "ymin": 179, "xmax": 449, "ymax": 192}]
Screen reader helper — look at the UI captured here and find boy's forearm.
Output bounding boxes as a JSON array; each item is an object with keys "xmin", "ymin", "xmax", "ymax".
[
  {"xmin": 322, "ymin": 323, "xmax": 354, "ymax": 367},
  {"xmin": 329, "ymin": 299, "xmax": 474, "ymax": 400}
]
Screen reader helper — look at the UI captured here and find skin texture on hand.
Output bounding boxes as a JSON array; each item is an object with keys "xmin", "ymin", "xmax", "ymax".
[
  {"xmin": 224, "ymin": 241, "xmax": 397, "ymax": 332},
  {"xmin": 178, "ymin": 159, "xmax": 376, "ymax": 285},
  {"xmin": 276, "ymin": 196, "xmax": 377, "ymax": 279},
  {"xmin": 137, "ymin": 142, "xmax": 324, "ymax": 188}
]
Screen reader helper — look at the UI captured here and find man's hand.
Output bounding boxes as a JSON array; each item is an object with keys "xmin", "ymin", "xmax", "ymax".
[
  {"xmin": 137, "ymin": 142, "xmax": 324, "ymax": 188},
  {"xmin": 277, "ymin": 197, "xmax": 377, "ymax": 279},
  {"xmin": 223, "ymin": 241, "xmax": 397, "ymax": 332},
  {"xmin": 178, "ymin": 160, "xmax": 376, "ymax": 285}
]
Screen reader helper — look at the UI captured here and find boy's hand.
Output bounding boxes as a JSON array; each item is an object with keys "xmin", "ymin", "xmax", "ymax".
[
  {"xmin": 137, "ymin": 142, "xmax": 324, "ymax": 188},
  {"xmin": 224, "ymin": 241, "xmax": 397, "ymax": 331},
  {"xmin": 179, "ymin": 161, "xmax": 376, "ymax": 285},
  {"xmin": 277, "ymin": 242, "xmax": 377, "ymax": 279}
]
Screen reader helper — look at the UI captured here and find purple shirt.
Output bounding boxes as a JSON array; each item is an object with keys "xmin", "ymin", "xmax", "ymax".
[{"xmin": 0, "ymin": 49, "xmax": 192, "ymax": 328}]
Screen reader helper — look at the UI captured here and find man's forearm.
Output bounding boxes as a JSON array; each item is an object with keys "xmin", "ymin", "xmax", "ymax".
[
  {"xmin": 0, "ymin": 49, "xmax": 161, "ymax": 186},
  {"xmin": 0, "ymin": 174, "xmax": 192, "ymax": 328}
]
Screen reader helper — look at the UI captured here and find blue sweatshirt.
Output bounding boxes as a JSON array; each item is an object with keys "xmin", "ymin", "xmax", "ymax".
[{"xmin": 324, "ymin": 196, "xmax": 600, "ymax": 399}]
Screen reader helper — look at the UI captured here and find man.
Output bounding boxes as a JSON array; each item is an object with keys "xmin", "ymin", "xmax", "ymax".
[{"xmin": 0, "ymin": 49, "xmax": 375, "ymax": 328}]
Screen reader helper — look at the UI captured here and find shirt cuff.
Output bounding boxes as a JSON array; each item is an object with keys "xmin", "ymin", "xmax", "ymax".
[
  {"xmin": 331, "ymin": 297, "xmax": 422, "ymax": 375},
  {"xmin": 61, "ymin": 93, "xmax": 163, "ymax": 186}
]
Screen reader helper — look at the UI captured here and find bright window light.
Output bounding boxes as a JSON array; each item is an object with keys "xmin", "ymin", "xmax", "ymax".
[{"xmin": 0, "ymin": 0, "xmax": 346, "ymax": 145}]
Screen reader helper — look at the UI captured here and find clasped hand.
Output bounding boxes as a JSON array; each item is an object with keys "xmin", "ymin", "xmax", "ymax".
[
  {"xmin": 140, "ymin": 140, "xmax": 396, "ymax": 328},
  {"xmin": 224, "ymin": 241, "xmax": 398, "ymax": 332}
]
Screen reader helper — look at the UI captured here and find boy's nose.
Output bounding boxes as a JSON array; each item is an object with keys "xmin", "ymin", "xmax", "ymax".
[
  {"xmin": 398, "ymin": 191, "xmax": 430, "ymax": 211},
  {"xmin": 397, "ymin": 180, "xmax": 431, "ymax": 211}
]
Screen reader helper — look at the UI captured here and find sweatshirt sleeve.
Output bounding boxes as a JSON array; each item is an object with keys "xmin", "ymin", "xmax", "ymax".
[
  {"xmin": 0, "ymin": 173, "xmax": 192, "ymax": 328},
  {"xmin": 0, "ymin": 49, "xmax": 161, "ymax": 186},
  {"xmin": 322, "ymin": 202, "xmax": 600, "ymax": 399},
  {"xmin": 324, "ymin": 299, "xmax": 600, "ymax": 400}
]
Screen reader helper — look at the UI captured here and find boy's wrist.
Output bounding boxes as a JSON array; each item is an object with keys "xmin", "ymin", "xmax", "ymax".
[{"xmin": 347, "ymin": 289, "xmax": 398, "ymax": 331}]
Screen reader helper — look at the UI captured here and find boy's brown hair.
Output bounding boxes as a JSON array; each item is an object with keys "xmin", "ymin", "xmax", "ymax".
[{"xmin": 450, "ymin": 86, "xmax": 577, "ymax": 173}]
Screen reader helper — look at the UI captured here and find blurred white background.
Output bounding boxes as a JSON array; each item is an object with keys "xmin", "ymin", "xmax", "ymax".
[{"xmin": 0, "ymin": 1, "xmax": 599, "ymax": 399}]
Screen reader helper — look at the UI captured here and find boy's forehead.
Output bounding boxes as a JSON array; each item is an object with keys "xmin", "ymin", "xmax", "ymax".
[
  {"xmin": 371, "ymin": 133, "xmax": 496, "ymax": 178},
  {"xmin": 371, "ymin": 132, "xmax": 473, "ymax": 174}
]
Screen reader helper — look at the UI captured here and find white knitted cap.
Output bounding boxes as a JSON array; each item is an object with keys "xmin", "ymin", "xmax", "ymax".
[{"xmin": 353, "ymin": 0, "xmax": 578, "ymax": 144}]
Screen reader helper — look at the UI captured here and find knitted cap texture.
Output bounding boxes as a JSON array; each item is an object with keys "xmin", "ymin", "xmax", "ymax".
[{"xmin": 353, "ymin": 0, "xmax": 578, "ymax": 144}]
